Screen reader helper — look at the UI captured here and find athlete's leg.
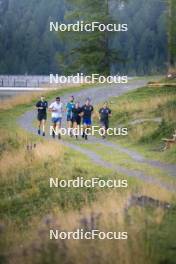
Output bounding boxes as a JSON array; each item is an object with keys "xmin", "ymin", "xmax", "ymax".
[
  {"xmin": 73, "ymin": 121, "xmax": 78, "ymax": 138},
  {"xmin": 67, "ymin": 119, "xmax": 73, "ymax": 136},
  {"xmin": 84, "ymin": 124, "xmax": 90, "ymax": 140},
  {"xmin": 52, "ymin": 122, "xmax": 56, "ymax": 138},
  {"xmin": 82, "ymin": 124, "xmax": 87, "ymax": 138},
  {"xmin": 42, "ymin": 119, "xmax": 46, "ymax": 136},
  {"xmin": 67, "ymin": 120, "xmax": 71, "ymax": 129},
  {"xmin": 57, "ymin": 119, "xmax": 62, "ymax": 139},
  {"xmin": 84, "ymin": 119, "xmax": 92, "ymax": 140},
  {"xmin": 100, "ymin": 121, "xmax": 106, "ymax": 139},
  {"xmin": 38, "ymin": 120, "xmax": 42, "ymax": 135}
]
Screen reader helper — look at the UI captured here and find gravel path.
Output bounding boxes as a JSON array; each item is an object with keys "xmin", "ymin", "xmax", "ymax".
[{"xmin": 18, "ymin": 80, "xmax": 176, "ymax": 192}]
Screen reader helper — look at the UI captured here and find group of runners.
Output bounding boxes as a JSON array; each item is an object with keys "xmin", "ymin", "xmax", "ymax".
[{"xmin": 36, "ymin": 95, "xmax": 112, "ymax": 140}]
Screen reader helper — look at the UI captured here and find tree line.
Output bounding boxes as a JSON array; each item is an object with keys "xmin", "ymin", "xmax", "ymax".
[{"xmin": 0, "ymin": 0, "xmax": 175, "ymax": 75}]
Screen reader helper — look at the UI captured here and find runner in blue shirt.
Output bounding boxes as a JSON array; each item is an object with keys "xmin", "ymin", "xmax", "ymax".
[{"xmin": 66, "ymin": 96, "xmax": 75, "ymax": 136}]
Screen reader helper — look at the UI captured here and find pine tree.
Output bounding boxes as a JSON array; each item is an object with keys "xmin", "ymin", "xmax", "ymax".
[{"xmin": 60, "ymin": 0, "xmax": 125, "ymax": 76}]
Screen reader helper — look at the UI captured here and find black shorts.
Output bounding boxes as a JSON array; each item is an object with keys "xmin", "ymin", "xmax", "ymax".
[
  {"xmin": 38, "ymin": 113, "xmax": 47, "ymax": 121},
  {"xmin": 72, "ymin": 117, "xmax": 81, "ymax": 125},
  {"xmin": 100, "ymin": 120, "xmax": 109, "ymax": 130}
]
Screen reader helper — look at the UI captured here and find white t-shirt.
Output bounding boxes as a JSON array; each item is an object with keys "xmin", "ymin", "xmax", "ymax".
[{"xmin": 49, "ymin": 101, "xmax": 63, "ymax": 118}]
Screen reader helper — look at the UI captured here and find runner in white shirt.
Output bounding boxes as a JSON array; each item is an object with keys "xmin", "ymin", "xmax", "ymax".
[{"xmin": 49, "ymin": 97, "xmax": 63, "ymax": 139}]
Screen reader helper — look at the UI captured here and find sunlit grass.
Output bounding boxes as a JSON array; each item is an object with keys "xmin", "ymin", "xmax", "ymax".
[
  {"xmin": 1, "ymin": 81, "xmax": 176, "ymax": 264},
  {"xmin": 93, "ymin": 85, "xmax": 176, "ymax": 163}
]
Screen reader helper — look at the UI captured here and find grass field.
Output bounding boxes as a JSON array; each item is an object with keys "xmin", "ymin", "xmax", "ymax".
[
  {"xmin": 95, "ymin": 84, "xmax": 176, "ymax": 164},
  {"xmin": 0, "ymin": 80, "xmax": 176, "ymax": 264}
]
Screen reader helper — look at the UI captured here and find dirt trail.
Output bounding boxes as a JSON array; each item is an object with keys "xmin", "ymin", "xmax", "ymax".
[{"xmin": 18, "ymin": 80, "xmax": 176, "ymax": 192}]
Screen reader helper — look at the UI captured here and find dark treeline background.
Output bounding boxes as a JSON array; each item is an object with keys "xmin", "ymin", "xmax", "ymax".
[{"xmin": 0, "ymin": 0, "xmax": 168, "ymax": 75}]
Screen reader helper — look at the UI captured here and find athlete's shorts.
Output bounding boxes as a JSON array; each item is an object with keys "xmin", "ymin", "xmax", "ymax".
[
  {"xmin": 52, "ymin": 117, "xmax": 62, "ymax": 124},
  {"xmin": 38, "ymin": 113, "xmax": 47, "ymax": 121},
  {"xmin": 100, "ymin": 120, "xmax": 109, "ymax": 130},
  {"xmin": 83, "ymin": 118, "xmax": 92, "ymax": 126},
  {"xmin": 67, "ymin": 115, "xmax": 72, "ymax": 122},
  {"xmin": 72, "ymin": 117, "xmax": 81, "ymax": 125}
]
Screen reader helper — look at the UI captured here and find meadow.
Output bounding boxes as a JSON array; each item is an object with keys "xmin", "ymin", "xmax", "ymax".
[
  {"xmin": 95, "ymin": 84, "xmax": 176, "ymax": 163},
  {"xmin": 0, "ymin": 81, "xmax": 176, "ymax": 264}
]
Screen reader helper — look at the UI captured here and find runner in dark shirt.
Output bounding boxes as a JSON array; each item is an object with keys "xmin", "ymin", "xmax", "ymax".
[
  {"xmin": 99, "ymin": 101, "xmax": 112, "ymax": 139},
  {"xmin": 36, "ymin": 96, "xmax": 48, "ymax": 136},
  {"xmin": 72, "ymin": 102, "xmax": 82, "ymax": 139},
  {"xmin": 72, "ymin": 102, "xmax": 82, "ymax": 125},
  {"xmin": 81, "ymin": 98, "xmax": 94, "ymax": 140}
]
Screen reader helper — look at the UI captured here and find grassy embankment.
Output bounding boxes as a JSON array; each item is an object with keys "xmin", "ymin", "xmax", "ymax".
[
  {"xmin": 88, "ymin": 80, "xmax": 176, "ymax": 165},
  {"xmin": 72, "ymin": 80, "xmax": 176, "ymax": 186},
  {"xmin": 109, "ymin": 81, "xmax": 176, "ymax": 163},
  {"xmin": 0, "ymin": 82, "xmax": 176, "ymax": 264}
]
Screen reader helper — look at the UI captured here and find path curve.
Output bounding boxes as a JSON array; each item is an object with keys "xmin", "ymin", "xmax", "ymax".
[{"xmin": 18, "ymin": 80, "xmax": 176, "ymax": 192}]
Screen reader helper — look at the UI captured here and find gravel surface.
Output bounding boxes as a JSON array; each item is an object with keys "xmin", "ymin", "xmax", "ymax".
[{"xmin": 18, "ymin": 80, "xmax": 176, "ymax": 192}]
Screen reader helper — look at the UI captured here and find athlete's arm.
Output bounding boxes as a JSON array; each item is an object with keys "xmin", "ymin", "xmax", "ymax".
[
  {"xmin": 49, "ymin": 103, "xmax": 56, "ymax": 112},
  {"xmin": 79, "ymin": 106, "xmax": 84, "ymax": 117},
  {"xmin": 98, "ymin": 108, "xmax": 102, "ymax": 120},
  {"xmin": 36, "ymin": 101, "xmax": 43, "ymax": 110},
  {"xmin": 109, "ymin": 109, "xmax": 112, "ymax": 117},
  {"xmin": 45, "ymin": 102, "xmax": 48, "ymax": 109}
]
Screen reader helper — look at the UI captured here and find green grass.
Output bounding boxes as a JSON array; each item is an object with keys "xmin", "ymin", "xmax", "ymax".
[
  {"xmin": 72, "ymin": 141, "xmax": 176, "ymax": 186},
  {"xmin": 0, "ymin": 146, "xmax": 118, "ymax": 224},
  {"xmin": 1, "ymin": 80, "xmax": 176, "ymax": 264},
  {"xmin": 94, "ymin": 85, "xmax": 176, "ymax": 164}
]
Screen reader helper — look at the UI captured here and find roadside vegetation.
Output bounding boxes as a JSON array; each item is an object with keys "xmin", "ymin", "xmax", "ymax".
[
  {"xmin": 0, "ymin": 82, "xmax": 176, "ymax": 264},
  {"xmin": 95, "ymin": 81, "xmax": 176, "ymax": 164}
]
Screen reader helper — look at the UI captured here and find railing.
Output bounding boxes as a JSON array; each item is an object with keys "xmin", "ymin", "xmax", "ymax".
[{"xmin": 0, "ymin": 75, "xmax": 50, "ymax": 88}]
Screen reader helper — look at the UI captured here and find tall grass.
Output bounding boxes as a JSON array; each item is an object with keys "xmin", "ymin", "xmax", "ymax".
[
  {"xmin": 1, "ymin": 83, "xmax": 176, "ymax": 264},
  {"xmin": 3, "ymin": 190, "xmax": 175, "ymax": 264},
  {"xmin": 99, "ymin": 86, "xmax": 176, "ymax": 162}
]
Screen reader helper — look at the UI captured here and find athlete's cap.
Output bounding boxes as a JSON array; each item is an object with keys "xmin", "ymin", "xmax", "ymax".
[{"xmin": 86, "ymin": 97, "xmax": 91, "ymax": 101}]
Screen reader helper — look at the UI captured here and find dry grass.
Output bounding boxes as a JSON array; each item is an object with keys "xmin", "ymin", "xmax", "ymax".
[
  {"xmin": 0, "ymin": 83, "xmax": 85, "ymax": 110},
  {"xmin": 0, "ymin": 91, "xmax": 48, "ymax": 110},
  {"xmin": 116, "ymin": 95, "xmax": 176, "ymax": 116},
  {"xmin": 136, "ymin": 182, "xmax": 174, "ymax": 203},
  {"xmin": 0, "ymin": 140, "xmax": 64, "ymax": 182},
  {"xmin": 1, "ymin": 83, "xmax": 176, "ymax": 264},
  {"xmin": 8, "ymin": 189, "xmax": 170, "ymax": 264}
]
